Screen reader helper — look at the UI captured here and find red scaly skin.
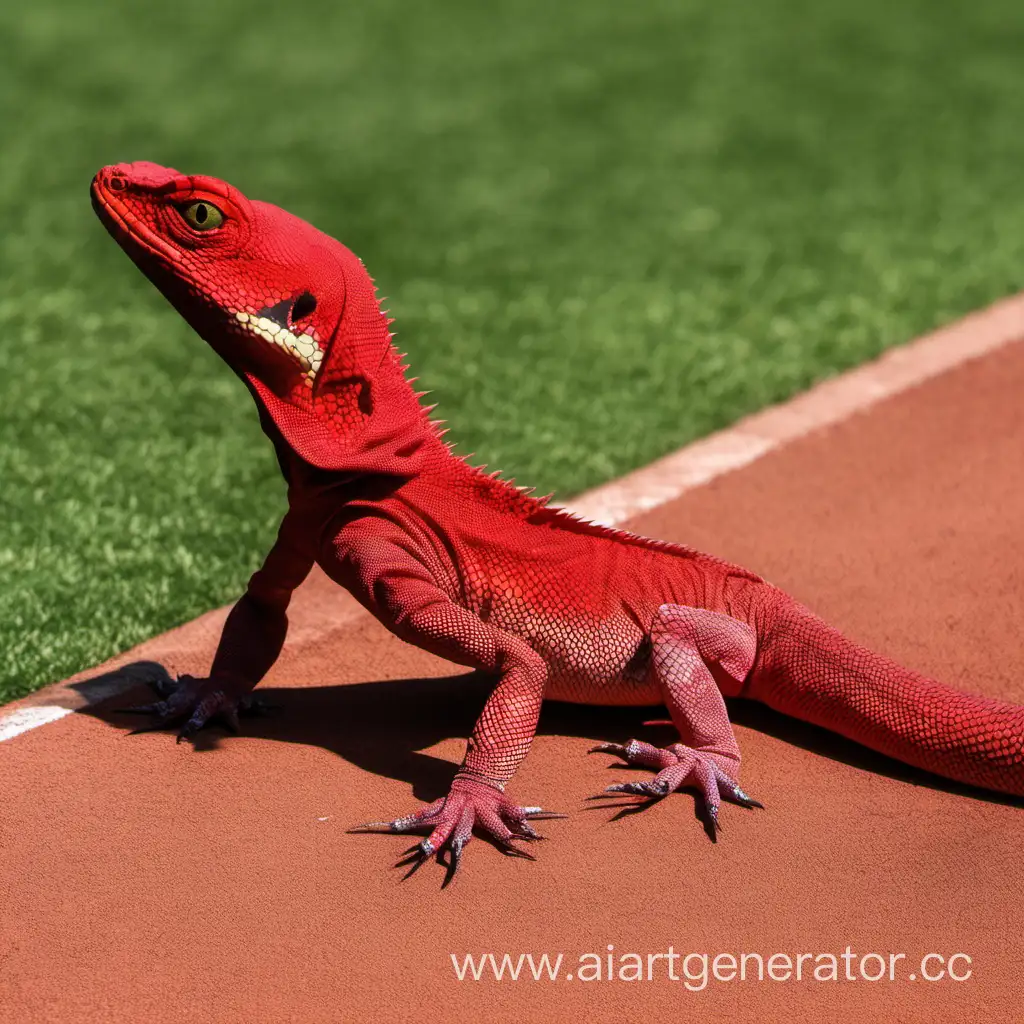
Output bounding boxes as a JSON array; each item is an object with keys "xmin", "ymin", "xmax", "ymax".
[{"xmin": 91, "ymin": 162, "xmax": 1024, "ymax": 877}]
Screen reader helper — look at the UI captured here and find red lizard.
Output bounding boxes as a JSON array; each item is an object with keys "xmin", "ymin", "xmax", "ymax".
[{"xmin": 92, "ymin": 161, "xmax": 1024, "ymax": 875}]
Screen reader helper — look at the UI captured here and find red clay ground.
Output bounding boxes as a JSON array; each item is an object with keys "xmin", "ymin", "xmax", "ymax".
[{"xmin": 3, "ymin": 335, "xmax": 1024, "ymax": 1023}]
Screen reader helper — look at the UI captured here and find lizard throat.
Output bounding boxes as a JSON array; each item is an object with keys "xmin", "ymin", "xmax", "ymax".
[{"xmin": 232, "ymin": 309, "xmax": 324, "ymax": 386}]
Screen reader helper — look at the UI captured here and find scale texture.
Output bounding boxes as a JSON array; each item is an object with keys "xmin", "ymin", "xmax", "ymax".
[{"xmin": 90, "ymin": 161, "xmax": 1024, "ymax": 872}]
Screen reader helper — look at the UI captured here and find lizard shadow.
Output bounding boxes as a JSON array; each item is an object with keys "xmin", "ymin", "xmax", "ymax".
[
  {"xmin": 78, "ymin": 662, "xmax": 1024, "ymax": 811},
  {"xmin": 82, "ymin": 665, "xmax": 656, "ymax": 805}
]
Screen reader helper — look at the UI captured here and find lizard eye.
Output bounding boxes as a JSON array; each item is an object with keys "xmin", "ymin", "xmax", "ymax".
[{"xmin": 180, "ymin": 201, "xmax": 224, "ymax": 231}]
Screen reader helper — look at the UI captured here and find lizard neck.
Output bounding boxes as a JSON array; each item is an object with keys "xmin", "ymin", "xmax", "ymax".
[
  {"xmin": 244, "ymin": 258, "xmax": 438, "ymax": 478},
  {"xmin": 246, "ymin": 346, "xmax": 436, "ymax": 478}
]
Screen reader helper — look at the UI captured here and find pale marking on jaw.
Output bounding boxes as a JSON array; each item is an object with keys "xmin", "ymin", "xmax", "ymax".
[{"xmin": 232, "ymin": 309, "xmax": 324, "ymax": 386}]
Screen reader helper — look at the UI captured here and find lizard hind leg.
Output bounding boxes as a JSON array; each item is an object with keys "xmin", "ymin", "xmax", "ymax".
[{"xmin": 589, "ymin": 604, "xmax": 762, "ymax": 839}]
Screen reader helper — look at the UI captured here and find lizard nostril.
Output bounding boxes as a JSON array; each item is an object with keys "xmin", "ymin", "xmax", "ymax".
[{"xmin": 108, "ymin": 175, "xmax": 128, "ymax": 192}]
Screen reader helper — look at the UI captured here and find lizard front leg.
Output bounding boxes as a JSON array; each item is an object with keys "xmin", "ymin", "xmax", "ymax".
[
  {"xmin": 340, "ymin": 529, "xmax": 564, "ymax": 877},
  {"xmin": 362, "ymin": 659, "xmax": 560, "ymax": 878},
  {"xmin": 591, "ymin": 604, "xmax": 763, "ymax": 839},
  {"xmin": 119, "ymin": 508, "xmax": 314, "ymax": 740}
]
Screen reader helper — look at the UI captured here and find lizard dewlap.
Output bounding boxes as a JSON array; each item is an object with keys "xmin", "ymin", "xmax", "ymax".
[{"xmin": 91, "ymin": 162, "xmax": 1024, "ymax": 880}]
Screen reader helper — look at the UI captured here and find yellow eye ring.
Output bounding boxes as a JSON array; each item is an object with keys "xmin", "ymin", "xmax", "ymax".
[{"xmin": 181, "ymin": 201, "xmax": 224, "ymax": 231}]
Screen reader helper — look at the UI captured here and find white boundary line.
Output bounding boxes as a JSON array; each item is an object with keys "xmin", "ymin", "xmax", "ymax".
[
  {"xmin": 0, "ymin": 705, "xmax": 73, "ymax": 740},
  {"xmin": 569, "ymin": 294, "xmax": 1024, "ymax": 526},
  {"xmin": 3, "ymin": 293, "xmax": 1024, "ymax": 743}
]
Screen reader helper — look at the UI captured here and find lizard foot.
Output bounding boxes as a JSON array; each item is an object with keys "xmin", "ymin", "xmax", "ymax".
[
  {"xmin": 116, "ymin": 673, "xmax": 271, "ymax": 742},
  {"xmin": 350, "ymin": 776, "xmax": 566, "ymax": 884},
  {"xmin": 589, "ymin": 739, "xmax": 762, "ymax": 840}
]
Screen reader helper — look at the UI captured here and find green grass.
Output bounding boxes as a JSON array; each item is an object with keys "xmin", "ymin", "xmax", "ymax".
[{"xmin": 3, "ymin": 0, "xmax": 1024, "ymax": 702}]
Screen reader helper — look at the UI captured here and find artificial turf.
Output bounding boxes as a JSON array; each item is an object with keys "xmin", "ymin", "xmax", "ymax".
[{"xmin": 3, "ymin": 0, "xmax": 1024, "ymax": 702}]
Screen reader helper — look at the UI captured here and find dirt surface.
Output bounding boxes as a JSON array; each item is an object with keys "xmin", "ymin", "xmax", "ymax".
[{"xmin": 3, "ymin": 340, "xmax": 1024, "ymax": 1023}]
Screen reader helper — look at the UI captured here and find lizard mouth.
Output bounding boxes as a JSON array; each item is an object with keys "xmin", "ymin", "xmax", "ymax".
[
  {"xmin": 90, "ymin": 181, "xmax": 186, "ymax": 270},
  {"xmin": 231, "ymin": 293, "xmax": 325, "ymax": 386}
]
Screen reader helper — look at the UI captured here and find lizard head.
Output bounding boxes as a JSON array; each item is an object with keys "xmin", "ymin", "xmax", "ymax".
[
  {"xmin": 91, "ymin": 161, "xmax": 431, "ymax": 475},
  {"xmin": 91, "ymin": 161, "xmax": 346, "ymax": 389}
]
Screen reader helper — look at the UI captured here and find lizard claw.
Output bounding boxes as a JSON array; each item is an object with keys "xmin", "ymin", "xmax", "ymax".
[
  {"xmin": 722, "ymin": 784, "xmax": 764, "ymax": 810},
  {"xmin": 347, "ymin": 798, "xmax": 447, "ymax": 835},
  {"xmin": 605, "ymin": 779, "xmax": 671, "ymax": 798},
  {"xmin": 443, "ymin": 836, "xmax": 467, "ymax": 888},
  {"xmin": 591, "ymin": 736, "xmax": 763, "ymax": 838},
  {"xmin": 352, "ymin": 777, "xmax": 563, "ymax": 882},
  {"xmin": 588, "ymin": 742, "xmax": 629, "ymax": 757},
  {"xmin": 706, "ymin": 805, "xmax": 720, "ymax": 843},
  {"xmin": 116, "ymin": 674, "xmax": 266, "ymax": 741}
]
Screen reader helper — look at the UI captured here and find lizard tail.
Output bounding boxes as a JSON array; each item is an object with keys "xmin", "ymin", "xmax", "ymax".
[{"xmin": 746, "ymin": 597, "xmax": 1024, "ymax": 797}]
